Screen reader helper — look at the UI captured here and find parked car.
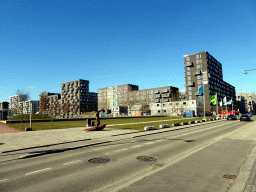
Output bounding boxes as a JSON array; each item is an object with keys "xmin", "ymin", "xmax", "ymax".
[
  {"xmin": 240, "ymin": 114, "xmax": 251, "ymax": 121},
  {"xmin": 227, "ymin": 114, "xmax": 237, "ymax": 120}
]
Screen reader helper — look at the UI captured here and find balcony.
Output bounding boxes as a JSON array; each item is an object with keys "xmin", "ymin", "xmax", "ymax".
[
  {"xmin": 187, "ymin": 82, "xmax": 194, "ymax": 87},
  {"xmin": 155, "ymin": 99, "xmax": 160, "ymax": 103},
  {"xmin": 155, "ymin": 90, "xmax": 160, "ymax": 94},
  {"xmin": 161, "ymin": 98, "xmax": 169, "ymax": 102},
  {"xmin": 162, "ymin": 93, "xmax": 170, "ymax": 98},
  {"xmin": 185, "ymin": 62, "xmax": 193, "ymax": 67},
  {"xmin": 194, "ymin": 70, "xmax": 202, "ymax": 76}
]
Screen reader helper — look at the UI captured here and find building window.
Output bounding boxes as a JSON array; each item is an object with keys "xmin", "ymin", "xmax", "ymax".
[
  {"xmin": 196, "ymin": 60, "xmax": 199, "ymax": 64},
  {"xmin": 186, "ymin": 57, "xmax": 190, "ymax": 61},
  {"xmin": 188, "ymin": 76, "xmax": 191, "ymax": 80},
  {"xmin": 187, "ymin": 72, "xmax": 190, "ymax": 75},
  {"xmin": 189, "ymin": 96, "xmax": 192, "ymax": 100},
  {"xmin": 189, "ymin": 91, "xmax": 192, "ymax": 95},
  {"xmin": 151, "ymin": 104, "xmax": 154, "ymax": 107},
  {"xmin": 183, "ymin": 102, "xmax": 186, "ymax": 105},
  {"xmin": 158, "ymin": 110, "xmax": 161, "ymax": 113},
  {"xmin": 188, "ymin": 87, "xmax": 192, "ymax": 90},
  {"xmin": 197, "ymin": 75, "xmax": 201, "ymax": 79},
  {"xmin": 169, "ymin": 103, "xmax": 172, "ymax": 105},
  {"xmin": 187, "ymin": 67, "xmax": 190, "ymax": 70},
  {"xmin": 196, "ymin": 55, "xmax": 199, "ymax": 59},
  {"xmin": 192, "ymin": 101, "xmax": 194, "ymax": 104},
  {"xmin": 198, "ymin": 80, "xmax": 201, "ymax": 84},
  {"xmin": 157, "ymin": 104, "xmax": 160, "ymax": 106},
  {"xmin": 119, "ymin": 87, "xmax": 122, "ymax": 90}
]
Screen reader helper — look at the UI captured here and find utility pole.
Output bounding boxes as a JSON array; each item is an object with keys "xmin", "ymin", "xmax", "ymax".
[{"xmin": 30, "ymin": 102, "xmax": 32, "ymax": 129}]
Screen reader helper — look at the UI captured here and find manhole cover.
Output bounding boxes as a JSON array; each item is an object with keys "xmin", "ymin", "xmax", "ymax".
[
  {"xmin": 88, "ymin": 158, "xmax": 110, "ymax": 163},
  {"xmin": 136, "ymin": 156, "xmax": 157, "ymax": 161},
  {"xmin": 223, "ymin": 174, "xmax": 236, "ymax": 179}
]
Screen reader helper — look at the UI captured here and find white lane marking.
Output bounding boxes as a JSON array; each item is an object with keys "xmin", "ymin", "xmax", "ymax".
[
  {"xmin": 114, "ymin": 148, "xmax": 128, "ymax": 153},
  {"xmin": 131, "ymin": 145, "xmax": 143, "ymax": 148},
  {"xmin": 25, "ymin": 167, "xmax": 52, "ymax": 176},
  {"xmin": 111, "ymin": 122, "xmax": 248, "ymax": 192},
  {"xmin": 145, "ymin": 142, "xmax": 155, "ymax": 145},
  {"xmin": 63, "ymin": 160, "xmax": 82, "ymax": 166},
  {"xmin": 0, "ymin": 179, "xmax": 8, "ymax": 182}
]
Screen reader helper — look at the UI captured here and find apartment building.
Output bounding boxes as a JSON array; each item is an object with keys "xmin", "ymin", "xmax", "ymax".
[
  {"xmin": 18, "ymin": 100, "xmax": 39, "ymax": 114},
  {"xmin": 98, "ymin": 84, "xmax": 179, "ymax": 116},
  {"xmin": 236, "ymin": 91, "xmax": 256, "ymax": 114},
  {"xmin": 8, "ymin": 94, "xmax": 28, "ymax": 115},
  {"xmin": 184, "ymin": 51, "xmax": 236, "ymax": 114},
  {"xmin": 39, "ymin": 79, "xmax": 97, "ymax": 119},
  {"xmin": 179, "ymin": 90, "xmax": 187, "ymax": 101},
  {"xmin": 150, "ymin": 100, "xmax": 197, "ymax": 116}
]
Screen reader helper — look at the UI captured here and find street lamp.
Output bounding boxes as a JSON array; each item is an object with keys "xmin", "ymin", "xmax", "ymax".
[{"xmin": 244, "ymin": 69, "xmax": 256, "ymax": 74}]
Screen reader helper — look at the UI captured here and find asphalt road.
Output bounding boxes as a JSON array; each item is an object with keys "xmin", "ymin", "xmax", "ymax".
[{"xmin": 0, "ymin": 120, "xmax": 255, "ymax": 192}]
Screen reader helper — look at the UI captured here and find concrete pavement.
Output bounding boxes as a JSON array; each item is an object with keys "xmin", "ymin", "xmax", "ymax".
[{"xmin": 1, "ymin": 118, "xmax": 256, "ymax": 191}]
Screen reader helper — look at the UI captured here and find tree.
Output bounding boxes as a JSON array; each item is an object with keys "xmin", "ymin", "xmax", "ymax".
[
  {"xmin": 39, "ymin": 91, "xmax": 49, "ymax": 120},
  {"xmin": 62, "ymin": 101, "xmax": 73, "ymax": 119},
  {"xmin": 140, "ymin": 98, "xmax": 150, "ymax": 116},
  {"xmin": 15, "ymin": 89, "xmax": 29, "ymax": 128}
]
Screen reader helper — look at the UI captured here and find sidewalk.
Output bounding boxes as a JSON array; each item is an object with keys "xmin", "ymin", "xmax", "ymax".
[{"xmin": 0, "ymin": 119, "xmax": 220, "ymax": 154}]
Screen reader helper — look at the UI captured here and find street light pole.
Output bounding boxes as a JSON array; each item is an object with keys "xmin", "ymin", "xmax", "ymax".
[{"xmin": 244, "ymin": 69, "xmax": 256, "ymax": 74}]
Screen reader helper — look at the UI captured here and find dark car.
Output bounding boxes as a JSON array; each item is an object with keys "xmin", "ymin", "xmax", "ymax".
[
  {"xmin": 227, "ymin": 114, "xmax": 237, "ymax": 120},
  {"xmin": 240, "ymin": 114, "xmax": 251, "ymax": 121}
]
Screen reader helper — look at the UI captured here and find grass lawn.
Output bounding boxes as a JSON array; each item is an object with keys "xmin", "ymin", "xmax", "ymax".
[{"xmin": 5, "ymin": 116, "xmax": 215, "ymax": 132}]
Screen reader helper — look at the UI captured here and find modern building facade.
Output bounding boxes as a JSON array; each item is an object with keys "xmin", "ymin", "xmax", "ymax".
[
  {"xmin": 184, "ymin": 51, "xmax": 236, "ymax": 114},
  {"xmin": 8, "ymin": 94, "xmax": 28, "ymax": 116},
  {"xmin": 150, "ymin": 100, "xmax": 197, "ymax": 116},
  {"xmin": 39, "ymin": 79, "xmax": 98, "ymax": 118},
  {"xmin": 98, "ymin": 84, "xmax": 179, "ymax": 116},
  {"xmin": 236, "ymin": 91, "xmax": 256, "ymax": 114},
  {"xmin": 18, "ymin": 100, "xmax": 39, "ymax": 114}
]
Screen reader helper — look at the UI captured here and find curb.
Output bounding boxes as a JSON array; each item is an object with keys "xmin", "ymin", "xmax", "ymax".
[{"xmin": 1, "ymin": 118, "xmax": 223, "ymax": 154}]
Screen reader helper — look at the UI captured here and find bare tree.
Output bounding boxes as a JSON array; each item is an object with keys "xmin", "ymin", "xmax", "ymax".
[
  {"xmin": 62, "ymin": 101, "xmax": 73, "ymax": 119},
  {"xmin": 39, "ymin": 91, "xmax": 49, "ymax": 119},
  {"xmin": 15, "ymin": 89, "xmax": 29, "ymax": 128},
  {"xmin": 140, "ymin": 98, "xmax": 150, "ymax": 116}
]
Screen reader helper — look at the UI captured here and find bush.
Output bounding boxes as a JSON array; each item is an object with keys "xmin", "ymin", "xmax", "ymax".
[{"xmin": 183, "ymin": 122, "xmax": 189, "ymax": 125}]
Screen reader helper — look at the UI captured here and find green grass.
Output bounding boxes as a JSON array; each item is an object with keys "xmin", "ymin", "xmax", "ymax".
[
  {"xmin": 10, "ymin": 114, "xmax": 57, "ymax": 120},
  {"xmin": 5, "ymin": 116, "xmax": 215, "ymax": 132}
]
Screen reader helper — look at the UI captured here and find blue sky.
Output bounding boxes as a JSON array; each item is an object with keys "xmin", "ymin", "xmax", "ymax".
[{"xmin": 1, "ymin": 0, "xmax": 256, "ymax": 102}]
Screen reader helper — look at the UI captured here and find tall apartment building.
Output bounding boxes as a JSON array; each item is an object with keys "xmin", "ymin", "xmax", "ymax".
[
  {"xmin": 98, "ymin": 84, "xmax": 179, "ymax": 116},
  {"xmin": 39, "ymin": 79, "xmax": 97, "ymax": 118},
  {"xmin": 8, "ymin": 94, "xmax": 28, "ymax": 115},
  {"xmin": 17, "ymin": 100, "xmax": 39, "ymax": 114},
  {"xmin": 184, "ymin": 51, "xmax": 236, "ymax": 114}
]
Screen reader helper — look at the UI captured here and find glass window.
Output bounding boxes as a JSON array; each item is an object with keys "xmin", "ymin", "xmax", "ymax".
[
  {"xmin": 124, "ymin": 90, "xmax": 127, "ymax": 93},
  {"xmin": 186, "ymin": 57, "xmax": 190, "ymax": 61},
  {"xmin": 196, "ymin": 55, "xmax": 199, "ymax": 59},
  {"xmin": 196, "ymin": 60, "xmax": 199, "ymax": 64},
  {"xmin": 188, "ymin": 87, "xmax": 192, "ymax": 90},
  {"xmin": 197, "ymin": 75, "xmax": 201, "ymax": 79},
  {"xmin": 198, "ymin": 80, "xmax": 201, "ymax": 84},
  {"xmin": 187, "ymin": 72, "xmax": 190, "ymax": 75},
  {"xmin": 187, "ymin": 67, "xmax": 190, "ymax": 70},
  {"xmin": 188, "ymin": 76, "xmax": 191, "ymax": 80},
  {"xmin": 189, "ymin": 91, "xmax": 192, "ymax": 95},
  {"xmin": 189, "ymin": 96, "xmax": 192, "ymax": 100}
]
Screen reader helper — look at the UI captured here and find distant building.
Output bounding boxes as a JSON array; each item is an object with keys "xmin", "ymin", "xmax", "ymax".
[
  {"xmin": 8, "ymin": 94, "xmax": 28, "ymax": 116},
  {"xmin": 150, "ymin": 100, "xmax": 197, "ymax": 116},
  {"xmin": 179, "ymin": 90, "xmax": 187, "ymax": 101},
  {"xmin": 98, "ymin": 84, "xmax": 179, "ymax": 116},
  {"xmin": 184, "ymin": 51, "xmax": 236, "ymax": 114},
  {"xmin": 236, "ymin": 91, "xmax": 256, "ymax": 114},
  {"xmin": 39, "ymin": 79, "xmax": 97, "ymax": 119}
]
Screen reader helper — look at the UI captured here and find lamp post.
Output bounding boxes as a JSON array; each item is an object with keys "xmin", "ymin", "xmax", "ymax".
[{"xmin": 244, "ymin": 69, "xmax": 256, "ymax": 74}]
